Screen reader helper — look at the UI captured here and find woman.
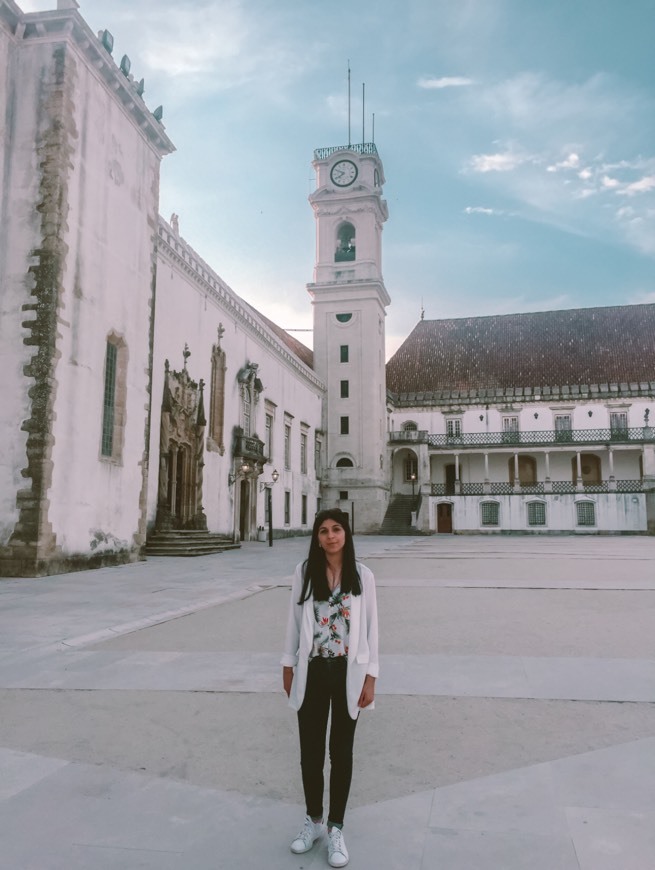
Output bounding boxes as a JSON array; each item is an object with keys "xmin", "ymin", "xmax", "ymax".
[{"xmin": 281, "ymin": 508, "xmax": 379, "ymax": 868}]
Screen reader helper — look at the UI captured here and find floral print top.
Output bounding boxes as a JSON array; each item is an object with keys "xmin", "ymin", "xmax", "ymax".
[{"xmin": 311, "ymin": 586, "xmax": 351, "ymax": 659}]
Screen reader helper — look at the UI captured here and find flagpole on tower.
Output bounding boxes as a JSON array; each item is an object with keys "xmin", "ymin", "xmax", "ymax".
[{"xmin": 347, "ymin": 61, "xmax": 351, "ymax": 147}]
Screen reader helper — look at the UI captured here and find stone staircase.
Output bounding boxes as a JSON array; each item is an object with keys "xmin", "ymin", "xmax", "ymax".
[
  {"xmin": 379, "ymin": 495, "xmax": 420, "ymax": 535},
  {"xmin": 145, "ymin": 530, "xmax": 240, "ymax": 557}
]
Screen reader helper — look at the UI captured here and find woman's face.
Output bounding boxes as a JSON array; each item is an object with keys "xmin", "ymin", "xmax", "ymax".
[{"xmin": 318, "ymin": 519, "xmax": 346, "ymax": 555}]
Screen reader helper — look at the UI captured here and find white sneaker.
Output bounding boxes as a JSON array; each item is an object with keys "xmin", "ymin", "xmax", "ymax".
[
  {"xmin": 290, "ymin": 815, "xmax": 323, "ymax": 854},
  {"xmin": 327, "ymin": 826, "xmax": 349, "ymax": 867}
]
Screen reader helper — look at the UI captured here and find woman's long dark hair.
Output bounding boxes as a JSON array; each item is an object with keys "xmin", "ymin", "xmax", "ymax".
[{"xmin": 298, "ymin": 508, "xmax": 361, "ymax": 603}]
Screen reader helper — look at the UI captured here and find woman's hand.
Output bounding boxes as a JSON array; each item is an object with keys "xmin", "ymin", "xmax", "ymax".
[
  {"xmin": 283, "ymin": 666, "xmax": 294, "ymax": 697},
  {"xmin": 358, "ymin": 674, "xmax": 376, "ymax": 708}
]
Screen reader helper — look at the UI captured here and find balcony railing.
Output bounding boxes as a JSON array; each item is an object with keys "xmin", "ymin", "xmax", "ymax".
[
  {"xmin": 422, "ymin": 427, "xmax": 654, "ymax": 449},
  {"xmin": 430, "ymin": 480, "xmax": 647, "ymax": 496},
  {"xmin": 233, "ymin": 431, "xmax": 265, "ymax": 463}
]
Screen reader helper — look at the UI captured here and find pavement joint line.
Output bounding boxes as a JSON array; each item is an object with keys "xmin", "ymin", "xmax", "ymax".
[{"xmin": 53, "ymin": 583, "xmax": 275, "ymax": 653}]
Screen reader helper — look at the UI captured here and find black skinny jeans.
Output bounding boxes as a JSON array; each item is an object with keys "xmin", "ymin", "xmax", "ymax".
[{"xmin": 297, "ymin": 656, "xmax": 358, "ymax": 826}]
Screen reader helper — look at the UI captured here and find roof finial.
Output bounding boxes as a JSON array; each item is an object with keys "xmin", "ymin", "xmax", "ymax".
[{"xmin": 420, "ymin": 298, "xmax": 425, "ymax": 321}]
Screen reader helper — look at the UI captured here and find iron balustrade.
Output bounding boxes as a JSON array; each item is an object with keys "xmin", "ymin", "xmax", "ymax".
[
  {"xmin": 424, "ymin": 427, "xmax": 654, "ymax": 448},
  {"xmin": 616, "ymin": 479, "xmax": 644, "ymax": 492},
  {"xmin": 552, "ymin": 481, "xmax": 576, "ymax": 494},
  {"xmin": 430, "ymin": 480, "xmax": 646, "ymax": 496}
]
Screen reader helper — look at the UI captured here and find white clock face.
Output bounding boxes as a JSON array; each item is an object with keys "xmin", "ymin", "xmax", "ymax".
[{"xmin": 331, "ymin": 159, "xmax": 358, "ymax": 187}]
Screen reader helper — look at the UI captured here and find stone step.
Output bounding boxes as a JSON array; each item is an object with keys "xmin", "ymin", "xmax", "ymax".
[
  {"xmin": 145, "ymin": 529, "xmax": 239, "ymax": 557},
  {"xmin": 145, "ymin": 543, "xmax": 240, "ymax": 557}
]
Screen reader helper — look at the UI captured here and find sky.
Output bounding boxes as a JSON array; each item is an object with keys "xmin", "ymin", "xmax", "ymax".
[{"xmin": 20, "ymin": 0, "xmax": 655, "ymax": 358}]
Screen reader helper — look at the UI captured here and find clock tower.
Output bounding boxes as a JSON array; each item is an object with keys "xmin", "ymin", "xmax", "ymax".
[{"xmin": 308, "ymin": 143, "xmax": 390, "ymax": 531}]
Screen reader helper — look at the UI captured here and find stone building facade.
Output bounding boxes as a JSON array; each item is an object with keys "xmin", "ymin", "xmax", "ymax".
[
  {"xmin": 1, "ymin": 0, "xmax": 654, "ymax": 576},
  {"xmin": 386, "ymin": 310, "xmax": 655, "ymax": 535}
]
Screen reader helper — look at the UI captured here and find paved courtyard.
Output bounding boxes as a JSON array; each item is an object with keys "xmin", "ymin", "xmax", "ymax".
[{"xmin": 0, "ymin": 535, "xmax": 654, "ymax": 869}]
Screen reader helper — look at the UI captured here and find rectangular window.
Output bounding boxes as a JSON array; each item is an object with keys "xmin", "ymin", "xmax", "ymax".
[
  {"xmin": 340, "ymin": 416, "xmax": 349, "ymax": 435},
  {"xmin": 300, "ymin": 432, "xmax": 308, "ymax": 474},
  {"xmin": 481, "ymin": 502, "xmax": 499, "ymax": 526},
  {"xmin": 340, "ymin": 380, "xmax": 349, "ymax": 398},
  {"xmin": 610, "ymin": 411, "xmax": 628, "ymax": 440},
  {"xmin": 446, "ymin": 419, "xmax": 462, "ymax": 438},
  {"xmin": 502, "ymin": 416, "xmax": 520, "ymax": 444},
  {"xmin": 301, "ymin": 494, "xmax": 307, "ymax": 525},
  {"xmin": 265, "ymin": 413, "xmax": 273, "ymax": 460},
  {"xmin": 339, "ymin": 491, "xmax": 348, "ymax": 500},
  {"xmin": 284, "ymin": 491, "xmax": 291, "ymax": 525},
  {"xmin": 404, "ymin": 457, "xmax": 418, "ymax": 481},
  {"xmin": 554, "ymin": 414, "xmax": 573, "ymax": 442},
  {"xmin": 314, "ymin": 436, "xmax": 322, "ymax": 475},
  {"xmin": 242, "ymin": 389, "xmax": 252, "ymax": 437},
  {"xmin": 284, "ymin": 422, "xmax": 291, "ymax": 469},
  {"xmin": 101, "ymin": 342, "xmax": 118, "ymax": 457},
  {"xmin": 340, "ymin": 345, "xmax": 349, "ymax": 363},
  {"xmin": 576, "ymin": 501, "xmax": 596, "ymax": 526},
  {"xmin": 527, "ymin": 502, "xmax": 546, "ymax": 526}
]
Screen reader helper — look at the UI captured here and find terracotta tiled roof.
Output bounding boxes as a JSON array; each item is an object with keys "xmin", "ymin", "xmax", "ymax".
[
  {"xmin": 386, "ymin": 304, "xmax": 655, "ymax": 395},
  {"xmin": 248, "ymin": 305, "xmax": 314, "ymax": 370}
]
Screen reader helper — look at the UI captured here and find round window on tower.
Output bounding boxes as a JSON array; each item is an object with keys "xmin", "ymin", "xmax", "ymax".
[{"xmin": 336, "ymin": 313, "xmax": 352, "ymax": 323}]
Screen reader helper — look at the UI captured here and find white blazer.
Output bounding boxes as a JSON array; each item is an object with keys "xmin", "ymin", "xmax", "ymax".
[{"xmin": 281, "ymin": 561, "xmax": 379, "ymax": 720}]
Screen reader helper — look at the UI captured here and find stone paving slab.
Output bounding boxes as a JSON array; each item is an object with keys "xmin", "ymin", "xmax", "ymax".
[
  {"xmin": 1, "ymin": 649, "xmax": 653, "ymax": 702},
  {"xmin": 1, "ymin": 535, "xmax": 655, "ymax": 869}
]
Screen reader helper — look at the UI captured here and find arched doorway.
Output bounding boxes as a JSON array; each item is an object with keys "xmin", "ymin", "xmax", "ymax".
[
  {"xmin": 155, "ymin": 358, "xmax": 207, "ymax": 531},
  {"xmin": 509, "ymin": 455, "xmax": 537, "ymax": 486},
  {"xmin": 239, "ymin": 479, "xmax": 250, "ymax": 540},
  {"xmin": 572, "ymin": 453, "xmax": 601, "ymax": 484}
]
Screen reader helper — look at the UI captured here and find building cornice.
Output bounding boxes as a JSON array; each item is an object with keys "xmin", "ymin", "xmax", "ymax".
[
  {"xmin": 387, "ymin": 381, "xmax": 655, "ymax": 409},
  {"xmin": 2, "ymin": 1, "xmax": 174, "ymax": 157},
  {"xmin": 308, "ymin": 278, "xmax": 391, "ymax": 309},
  {"xmin": 157, "ymin": 219, "xmax": 325, "ymax": 393}
]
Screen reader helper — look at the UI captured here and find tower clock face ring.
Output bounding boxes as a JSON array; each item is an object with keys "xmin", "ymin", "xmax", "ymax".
[{"xmin": 331, "ymin": 159, "xmax": 358, "ymax": 187}]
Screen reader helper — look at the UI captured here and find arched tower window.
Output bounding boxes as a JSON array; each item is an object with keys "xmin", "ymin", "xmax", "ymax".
[
  {"xmin": 336, "ymin": 457, "xmax": 354, "ymax": 468},
  {"xmin": 335, "ymin": 222, "xmax": 356, "ymax": 262},
  {"xmin": 402, "ymin": 421, "xmax": 418, "ymax": 431}
]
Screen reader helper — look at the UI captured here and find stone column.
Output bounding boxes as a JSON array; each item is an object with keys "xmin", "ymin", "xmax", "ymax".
[
  {"xmin": 642, "ymin": 444, "xmax": 655, "ymax": 535},
  {"xmin": 544, "ymin": 451, "xmax": 552, "ymax": 493},
  {"xmin": 576, "ymin": 451, "xmax": 583, "ymax": 491},
  {"xmin": 170, "ymin": 446, "xmax": 178, "ymax": 518}
]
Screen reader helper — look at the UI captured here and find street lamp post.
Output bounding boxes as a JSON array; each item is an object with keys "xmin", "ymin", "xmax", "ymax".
[
  {"xmin": 261, "ymin": 469, "xmax": 280, "ymax": 547},
  {"xmin": 410, "ymin": 472, "xmax": 416, "ymax": 499}
]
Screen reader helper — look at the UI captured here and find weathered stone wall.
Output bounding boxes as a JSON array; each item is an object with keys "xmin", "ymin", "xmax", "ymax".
[{"xmin": 0, "ymin": 8, "xmax": 169, "ymax": 576}]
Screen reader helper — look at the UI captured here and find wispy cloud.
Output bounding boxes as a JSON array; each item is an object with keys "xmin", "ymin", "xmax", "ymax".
[
  {"xmin": 547, "ymin": 153, "xmax": 580, "ymax": 172},
  {"xmin": 418, "ymin": 76, "xmax": 474, "ymax": 90},
  {"xmin": 469, "ymin": 149, "xmax": 532, "ymax": 173},
  {"xmin": 464, "ymin": 206, "xmax": 508, "ymax": 217},
  {"xmin": 618, "ymin": 175, "xmax": 655, "ymax": 196}
]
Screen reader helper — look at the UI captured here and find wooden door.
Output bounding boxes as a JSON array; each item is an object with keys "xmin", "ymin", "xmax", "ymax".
[{"xmin": 437, "ymin": 503, "xmax": 453, "ymax": 533}]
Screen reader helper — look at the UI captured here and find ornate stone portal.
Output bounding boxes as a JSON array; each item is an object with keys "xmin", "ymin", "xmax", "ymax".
[{"xmin": 155, "ymin": 348, "xmax": 207, "ymax": 530}]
